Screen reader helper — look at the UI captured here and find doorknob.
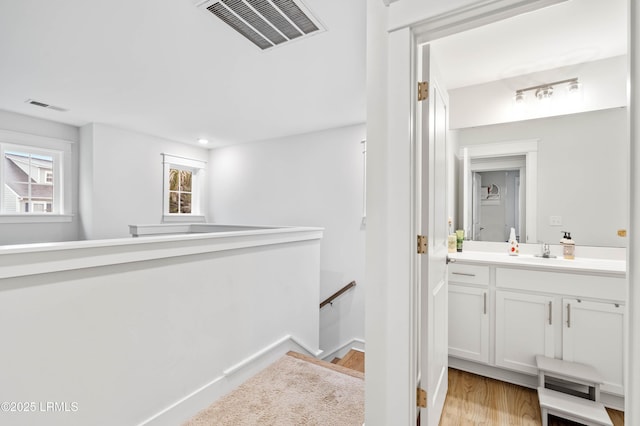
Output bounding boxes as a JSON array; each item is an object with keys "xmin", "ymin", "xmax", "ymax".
[{"xmin": 446, "ymin": 256, "xmax": 456, "ymax": 264}]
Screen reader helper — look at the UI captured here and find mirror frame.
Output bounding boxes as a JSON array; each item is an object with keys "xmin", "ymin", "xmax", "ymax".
[{"xmin": 461, "ymin": 139, "xmax": 538, "ymax": 243}]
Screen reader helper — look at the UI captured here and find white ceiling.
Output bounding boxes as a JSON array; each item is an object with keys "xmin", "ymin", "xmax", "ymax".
[
  {"xmin": 0, "ymin": 0, "xmax": 366, "ymax": 147},
  {"xmin": 431, "ymin": 0, "xmax": 627, "ymax": 90},
  {"xmin": 0, "ymin": 0, "xmax": 627, "ymax": 148}
]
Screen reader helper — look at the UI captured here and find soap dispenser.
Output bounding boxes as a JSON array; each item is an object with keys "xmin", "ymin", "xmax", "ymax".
[
  {"xmin": 508, "ymin": 227, "xmax": 519, "ymax": 256},
  {"xmin": 561, "ymin": 231, "xmax": 575, "ymax": 260}
]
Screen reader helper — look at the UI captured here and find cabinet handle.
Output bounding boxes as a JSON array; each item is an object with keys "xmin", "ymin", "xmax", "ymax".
[
  {"xmin": 484, "ymin": 292, "xmax": 487, "ymax": 315},
  {"xmin": 567, "ymin": 303, "xmax": 571, "ymax": 328},
  {"xmin": 452, "ymin": 272, "xmax": 476, "ymax": 277},
  {"xmin": 548, "ymin": 301, "xmax": 552, "ymax": 325}
]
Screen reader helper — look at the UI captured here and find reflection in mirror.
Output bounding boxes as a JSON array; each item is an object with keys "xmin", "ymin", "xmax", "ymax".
[
  {"xmin": 462, "ymin": 141, "xmax": 537, "ymax": 244},
  {"xmin": 472, "ymin": 167, "xmax": 522, "ymax": 242}
]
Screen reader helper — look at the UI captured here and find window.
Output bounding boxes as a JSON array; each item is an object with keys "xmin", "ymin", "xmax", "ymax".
[
  {"xmin": 169, "ymin": 168, "xmax": 193, "ymax": 214},
  {"xmin": 3, "ymin": 150, "xmax": 54, "ymax": 213},
  {"xmin": 0, "ymin": 131, "xmax": 72, "ymax": 223},
  {"xmin": 162, "ymin": 153, "xmax": 206, "ymax": 222}
]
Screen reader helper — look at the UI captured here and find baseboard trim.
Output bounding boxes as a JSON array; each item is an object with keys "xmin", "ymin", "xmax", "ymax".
[
  {"xmin": 322, "ymin": 338, "xmax": 366, "ymax": 362},
  {"xmin": 224, "ymin": 335, "xmax": 323, "ymax": 376},
  {"xmin": 138, "ymin": 335, "xmax": 321, "ymax": 426}
]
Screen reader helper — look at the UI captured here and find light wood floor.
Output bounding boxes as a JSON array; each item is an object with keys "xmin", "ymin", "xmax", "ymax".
[
  {"xmin": 334, "ymin": 352, "xmax": 623, "ymax": 426},
  {"xmin": 442, "ymin": 368, "xmax": 624, "ymax": 426}
]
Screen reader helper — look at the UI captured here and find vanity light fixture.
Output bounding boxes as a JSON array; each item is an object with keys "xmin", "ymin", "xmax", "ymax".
[
  {"xmin": 567, "ymin": 79, "xmax": 581, "ymax": 93},
  {"xmin": 513, "ymin": 78, "xmax": 580, "ymax": 103},
  {"xmin": 514, "ymin": 90, "xmax": 525, "ymax": 104},
  {"xmin": 535, "ymin": 85, "xmax": 553, "ymax": 100}
]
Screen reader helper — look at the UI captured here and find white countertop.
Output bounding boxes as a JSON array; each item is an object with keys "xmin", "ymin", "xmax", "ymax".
[{"xmin": 449, "ymin": 251, "xmax": 626, "ymax": 277}]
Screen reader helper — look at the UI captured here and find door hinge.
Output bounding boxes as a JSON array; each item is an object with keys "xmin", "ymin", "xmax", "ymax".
[
  {"xmin": 417, "ymin": 387, "xmax": 427, "ymax": 408},
  {"xmin": 418, "ymin": 81, "xmax": 429, "ymax": 101},
  {"xmin": 417, "ymin": 235, "xmax": 427, "ymax": 254}
]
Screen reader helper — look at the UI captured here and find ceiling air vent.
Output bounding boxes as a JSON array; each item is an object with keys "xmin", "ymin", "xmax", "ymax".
[
  {"xmin": 194, "ymin": 0, "xmax": 324, "ymax": 50},
  {"xmin": 25, "ymin": 99, "xmax": 68, "ymax": 112}
]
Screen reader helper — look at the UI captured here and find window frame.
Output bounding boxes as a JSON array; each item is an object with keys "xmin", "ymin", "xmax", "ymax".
[
  {"xmin": 0, "ymin": 130, "xmax": 73, "ymax": 224},
  {"xmin": 162, "ymin": 153, "xmax": 206, "ymax": 223}
]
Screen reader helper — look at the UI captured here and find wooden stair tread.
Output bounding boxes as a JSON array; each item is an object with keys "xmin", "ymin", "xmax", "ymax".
[
  {"xmin": 336, "ymin": 349, "xmax": 365, "ymax": 373},
  {"xmin": 536, "ymin": 355, "xmax": 603, "ymax": 385},
  {"xmin": 538, "ymin": 387, "xmax": 613, "ymax": 426},
  {"xmin": 286, "ymin": 351, "xmax": 364, "ymax": 380}
]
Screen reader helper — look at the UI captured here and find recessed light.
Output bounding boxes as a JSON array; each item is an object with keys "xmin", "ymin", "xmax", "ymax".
[{"xmin": 198, "ymin": 138, "xmax": 209, "ymax": 145}]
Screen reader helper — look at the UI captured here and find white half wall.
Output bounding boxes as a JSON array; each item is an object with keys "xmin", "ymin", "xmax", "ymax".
[
  {"xmin": 456, "ymin": 107, "xmax": 628, "ymax": 247},
  {"xmin": 79, "ymin": 124, "xmax": 209, "ymax": 240},
  {"xmin": 0, "ymin": 230, "xmax": 321, "ymax": 426},
  {"xmin": 208, "ymin": 124, "xmax": 366, "ymax": 355},
  {"xmin": 0, "ymin": 109, "xmax": 79, "ymax": 244}
]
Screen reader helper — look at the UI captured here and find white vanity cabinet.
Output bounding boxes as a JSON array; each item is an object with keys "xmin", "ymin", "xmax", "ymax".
[
  {"xmin": 447, "ymin": 252, "xmax": 626, "ymax": 408},
  {"xmin": 448, "ymin": 264, "xmax": 490, "ymax": 363},
  {"xmin": 562, "ymin": 298, "xmax": 625, "ymax": 395},
  {"xmin": 495, "ymin": 290, "xmax": 555, "ymax": 375},
  {"xmin": 494, "ymin": 268, "xmax": 626, "ymax": 392}
]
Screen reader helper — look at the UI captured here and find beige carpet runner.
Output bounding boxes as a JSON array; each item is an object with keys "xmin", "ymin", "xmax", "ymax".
[{"xmin": 183, "ymin": 351, "xmax": 364, "ymax": 426}]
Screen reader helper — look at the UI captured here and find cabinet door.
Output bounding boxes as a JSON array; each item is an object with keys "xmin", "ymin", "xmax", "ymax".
[
  {"xmin": 449, "ymin": 284, "xmax": 489, "ymax": 363},
  {"xmin": 496, "ymin": 291, "xmax": 554, "ymax": 374},
  {"xmin": 562, "ymin": 299, "xmax": 625, "ymax": 395}
]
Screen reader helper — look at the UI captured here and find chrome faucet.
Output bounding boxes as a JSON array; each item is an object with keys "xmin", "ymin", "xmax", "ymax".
[
  {"xmin": 542, "ymin": 243, "xmax": 551, "ymax": 258},
  {"xmin": 535, "ymin": 242, "xmax": 556, "ymax": 258}
]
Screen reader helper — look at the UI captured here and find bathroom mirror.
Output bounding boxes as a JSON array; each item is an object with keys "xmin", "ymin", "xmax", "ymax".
[
  {"xmin": 456, "ymin": 108, "xmax": 628, "ymax": 248},
  {"xmin": 430, "ymin": 0, "xmax": 628, "ymax": 248}
]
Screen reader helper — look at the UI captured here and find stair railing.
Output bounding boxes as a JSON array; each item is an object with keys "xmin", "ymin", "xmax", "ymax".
[{"xmin": 320, "ymin": 281, "xmax": 356, "ymax": 309}]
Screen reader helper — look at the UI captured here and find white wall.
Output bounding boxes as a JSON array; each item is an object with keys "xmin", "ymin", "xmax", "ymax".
[
  {"xmin": 365, "ymin": 0, "xmax": 391, "ymax": 423},
  {"xmin": 79, "ymin": 124, "xmax": 209, "ymax": 240},
  {"xmin": 457, "ymin": 108, "xmax": 628, "ymax": 247},
  {"xmin": 0, "ymin": 231, "xmax": 321, "ymax": 426},
  {"xmin": 0, "ymin": 109, "xmax": 80, "ymax": 244},
  {"xmin": 449, "ymin": 55, "xmax": 627, "ymax": 129},
  {"xmin": 208, "ymin": 124, "xmax": 366, "ymax": 356},
  {"xmin": 0, "ymin": 109, "xmax": 78, "ymax": 142}
]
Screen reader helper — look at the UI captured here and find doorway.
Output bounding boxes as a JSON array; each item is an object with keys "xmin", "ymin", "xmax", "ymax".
[{"xmin": 472, "ymin": 168, "xmax": 522, "ymax": 242}]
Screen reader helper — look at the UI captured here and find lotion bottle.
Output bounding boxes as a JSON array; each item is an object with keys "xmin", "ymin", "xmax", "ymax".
[
  {"xmin": 447, "ymin": 218, "xmax": 457, "ymax": 253},
  {"xmin": 508, "ymin": 227, "xmax": 519, "ymax": 256},
  {"xmin": 561, "ymin": 231, "xmax": 575, "ymax": 259}
]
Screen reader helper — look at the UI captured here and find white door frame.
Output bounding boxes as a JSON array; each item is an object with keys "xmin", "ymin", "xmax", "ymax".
[
  {"xmin": 628, "ymin": 2, "xmax": 640, "ymax": 425},
  {"xmin": 372, "ymin": 0, "xmax": 637, "ymax": 424}
]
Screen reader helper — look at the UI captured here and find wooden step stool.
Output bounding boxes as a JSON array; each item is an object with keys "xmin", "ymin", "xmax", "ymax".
[{"xmin": 536, "ymin": 355, "xmax": 612, "ymax": 426}]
